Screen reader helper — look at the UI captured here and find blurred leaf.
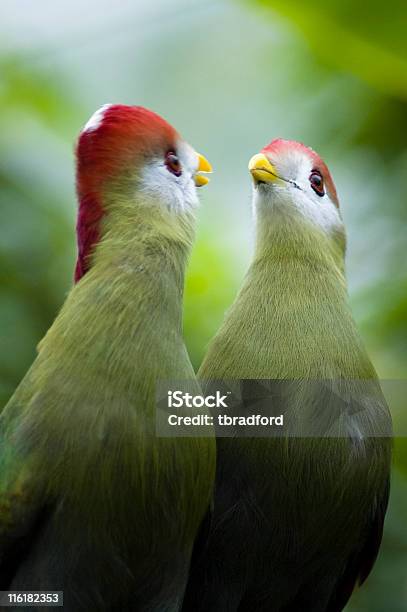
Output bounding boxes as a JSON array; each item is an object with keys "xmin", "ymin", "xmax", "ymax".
[
  {"xmin": 184, "ymin": 230, "xmax": 241, "ymax": 370},
  {"xmin": 255, "ymin": 0, "xmax": 407, "ymax": 100},
  {"xmin": 0, "ymin": 55, "xmax": 81, "ymax": 135}
]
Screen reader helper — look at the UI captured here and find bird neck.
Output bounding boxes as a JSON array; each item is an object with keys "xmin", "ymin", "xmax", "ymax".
[
  {"xmin": 222, "ymin": 212, "xmax": 374, "ymax": 378},
  {"xmin": 76, "ymin": 198, "xmax": 195, "ymax": 337},
  {"xmin": 254, "ymin": 211, "xmax": 346, "ymax": 280}
]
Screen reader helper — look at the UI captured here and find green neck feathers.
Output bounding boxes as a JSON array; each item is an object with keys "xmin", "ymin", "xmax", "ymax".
[
  {"xmin": 37, "ymin": 196, "xmax": 197, "ymax": 390},
  {"xmin": 200, "ymin": 213, "xmax": 375, "ymax": 380}
]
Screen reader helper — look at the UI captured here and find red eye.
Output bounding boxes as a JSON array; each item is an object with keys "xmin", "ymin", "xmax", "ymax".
[
  {"xmin": 165, "ymin": 151, "xmax": 182, "ymax": 177},
  {"xmin": 309, "ymin": 170, "xmax": 325, "ymax": 196}
]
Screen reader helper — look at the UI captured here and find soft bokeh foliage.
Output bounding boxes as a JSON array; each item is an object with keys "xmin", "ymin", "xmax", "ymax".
[{"xmin": 0, "ymin": 1, "xmax": 406, "ymax": 608}]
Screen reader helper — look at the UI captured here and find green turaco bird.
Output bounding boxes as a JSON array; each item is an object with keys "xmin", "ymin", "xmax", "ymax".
[
  {"xmin": 183, "ymin": 139, "xmax": 392, "ymax": 611},
  {"xmin": 0, "ymin": 104, "xmax": 215, "ymax": 611}
]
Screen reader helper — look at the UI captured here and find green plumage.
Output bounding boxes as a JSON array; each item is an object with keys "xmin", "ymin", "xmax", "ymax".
[
  {"xmin": 0, "ymin": 198, "xmax": 215, "ymax": 610},
  {"xmin": 201, "ymin": 214, "xmax": 367, "ymax": 379},
  {"xmin": 184, "ymin": 200, "xmax": 391, "ymax": 611}
]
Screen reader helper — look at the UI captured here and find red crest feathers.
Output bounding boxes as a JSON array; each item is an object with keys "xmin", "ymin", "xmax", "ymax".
[
  {"xmin": 262, "ymin": 139, "xmax": 339, "ymax": 207},
  {"xmin": 74, "ymin": 105, "xmax": 179, "ymax": 282}
]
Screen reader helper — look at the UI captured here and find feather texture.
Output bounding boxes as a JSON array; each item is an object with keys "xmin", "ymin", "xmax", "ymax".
[
  {"xmin": 183, "ymin": 150, "xmax": 391, "ymax": 612},
  {"xmin": 0, "ymin": 108, "xmax": 215, "ymax": 611}
]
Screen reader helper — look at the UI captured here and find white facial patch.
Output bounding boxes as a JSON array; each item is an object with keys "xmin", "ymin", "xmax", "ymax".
[
  {"xmin": 254, "ymin": 148, "xmax": 343, "ymax": 235},
  {"xmin": 82, "ymin": 103, "xmax": 113, "ymax": 133},
  {"xmin": 138, "ymin": 140, "xmax": 200, "ymax": 213}
]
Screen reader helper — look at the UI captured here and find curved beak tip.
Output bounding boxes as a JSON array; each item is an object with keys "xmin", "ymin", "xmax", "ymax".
[
  {"xmin": 195, "ymin": 174, "xmax": 210, "ymax": 187},
  {"xmin": 197, "ymin": 153, "xmax": 213, "ymax": 173},
  {"xmin": 248, "ymin": 153, "xmax": 279, "ymax": 184},
  {"xmin": 195, "ymin": 152, "xmax": 213, "ymax": 187}
]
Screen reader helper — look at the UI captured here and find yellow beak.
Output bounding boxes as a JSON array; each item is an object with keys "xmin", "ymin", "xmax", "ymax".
[
  {"xmin": 194, "ymin": 153, "xmax": 213, "ymax": 187},
  {"xmin": 248, "ymin": 153, "xmax": 280, "ymax": 184}
]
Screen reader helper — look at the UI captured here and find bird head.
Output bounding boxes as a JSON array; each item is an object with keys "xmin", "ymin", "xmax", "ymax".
[
  {"xmin": 74, "ymin": 104, "xmax": 212, "ymax": 281},
  {"xmin": 248, "ymin": 139, "xmax": 344, "ymax": 250}
]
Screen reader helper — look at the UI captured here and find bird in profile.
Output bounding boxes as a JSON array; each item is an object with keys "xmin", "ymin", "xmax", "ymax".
[{"xmin": 0, "ymin": 104, "xmax": 215, "ymax": 611}]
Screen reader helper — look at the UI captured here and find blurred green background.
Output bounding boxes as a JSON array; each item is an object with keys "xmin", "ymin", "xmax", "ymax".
[{"xmin": 0, "ymin": 0, "xmax": 406, "ymax": 609}]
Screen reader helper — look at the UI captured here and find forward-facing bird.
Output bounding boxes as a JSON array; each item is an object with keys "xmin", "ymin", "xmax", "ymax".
[
  {"xmin": 0, "ymin": 104, "xmax": 215, "ymax": 611},
  {"xmin": 183, "ymin": 139, "xmax": 391, "ymax": 612}
]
